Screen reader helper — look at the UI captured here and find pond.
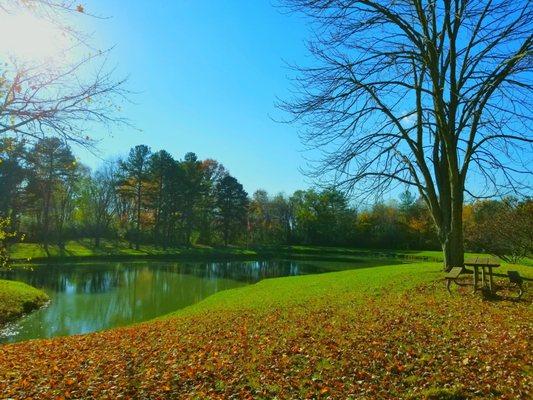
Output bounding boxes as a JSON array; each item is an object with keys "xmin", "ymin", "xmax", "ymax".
[{"xmin": 0, "ymin": 260, "xmax": 331, "ymax": 344}]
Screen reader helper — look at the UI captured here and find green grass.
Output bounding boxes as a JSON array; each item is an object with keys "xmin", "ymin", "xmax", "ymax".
[
  {"xmin": 173, "ymin": 259, "xmax": 531, "ymax": 317},
  {"xmin": 11, "ymin": 239, "xmax": 531, "ymax": 267},
  {"xmin": 175, "ymin": 262, "xmax": 441, "ymax": 315},
  {"xmin": 9, "ymin": 239, "xmax": 261, "ymax": 262},
  {"xmin": 0, "ymin": 279, "xmax": 49, "ymax": 324}
]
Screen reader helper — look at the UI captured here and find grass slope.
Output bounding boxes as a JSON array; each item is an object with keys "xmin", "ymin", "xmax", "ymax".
[
  {"xmin": 0, "ymin": 261, "xmax": 530, "ymax": 399},
  {"xmin": 0, "ymin": 280, "xmax": 49, "ymax": 324}
]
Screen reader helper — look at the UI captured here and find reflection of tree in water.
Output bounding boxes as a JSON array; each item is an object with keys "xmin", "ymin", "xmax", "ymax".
[
  {"xmin": 1, "ymin": 260, "xmax": 329, "ymax": 343},
  {"xmin": 1, "ymin": 264, "xmax": 122, "ymax": 293},
  {"xmin": 153, "ymin": 260, "xmax": 324, "ymax": 283},
  {"xmin": 1, "ymin": 261, "xmax": 325, "ymax": 297}
]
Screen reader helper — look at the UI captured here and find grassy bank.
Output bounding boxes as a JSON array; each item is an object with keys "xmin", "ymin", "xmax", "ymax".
[
  {"xmin": 9, "ymin": 240, "xmax": 260, "ymax": 264},
  {"xmin": 0, "ymin": 280, "xmax": 49, "ymax": 324},
  {"xmin": 0, "ymin": 260, "xmax": 530, "ymax": 399},
  {"xmin": 9, "ymin": 239, "xmax": 509, "ymax": 265}
]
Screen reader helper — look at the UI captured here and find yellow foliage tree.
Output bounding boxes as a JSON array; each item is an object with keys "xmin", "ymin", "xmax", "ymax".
[{"xmin": 0, "ymin": 217, "xmax": 16, "ymax": 269}]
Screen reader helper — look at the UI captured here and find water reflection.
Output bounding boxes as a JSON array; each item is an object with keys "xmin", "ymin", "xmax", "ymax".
[{"xmin": 0, "ymin": 260, "xmax": 328, "ymax": 344}]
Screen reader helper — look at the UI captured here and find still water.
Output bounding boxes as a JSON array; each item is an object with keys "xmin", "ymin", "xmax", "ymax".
[{"xmin": 0, "ymin": 260, "xmax": 329, "ymax": 344}]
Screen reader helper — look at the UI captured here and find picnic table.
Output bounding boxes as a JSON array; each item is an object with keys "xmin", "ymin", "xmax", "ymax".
[{"xmin": 464, "ymin": 258, "xmax": 500, "ymax": 293}]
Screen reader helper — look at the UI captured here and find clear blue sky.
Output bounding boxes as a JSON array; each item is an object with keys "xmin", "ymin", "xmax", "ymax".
[{"xmin": 76, "ymin": 1, "xmax": 313, "ymax": 195}]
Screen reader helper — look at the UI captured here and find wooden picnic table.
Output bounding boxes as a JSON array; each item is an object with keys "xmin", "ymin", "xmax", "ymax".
[{"xmin": 464, "ymin": 258, "xmax": 500, "ymax": 293}]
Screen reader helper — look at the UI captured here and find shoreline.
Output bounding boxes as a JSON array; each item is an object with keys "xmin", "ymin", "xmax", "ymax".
[{"xmin": 9, "ymin": 242, "xmax": 447, "ymax": 266}]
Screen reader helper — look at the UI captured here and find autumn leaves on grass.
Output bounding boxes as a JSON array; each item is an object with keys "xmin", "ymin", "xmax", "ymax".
[{"xmin": 0, "ymin": 277, "xmax": 530, "ymax": 399}]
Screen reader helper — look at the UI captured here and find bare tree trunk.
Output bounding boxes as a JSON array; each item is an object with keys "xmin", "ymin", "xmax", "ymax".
[
  {"xmin": 441, "ymin": 210, "xmax": 464, "ymax": 271},
  {"xmin": 436, "ymin": 158, "xmax": 465, "ymax": 271}
]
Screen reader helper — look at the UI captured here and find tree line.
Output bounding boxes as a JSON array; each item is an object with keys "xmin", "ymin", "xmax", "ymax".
[
  {"xmin": 1, "ymin": 138, "xmax": 248, "ymax": 252},
  {"xmin": 0, "ymin": 137, "xmax": 531, "ymax": 260}
]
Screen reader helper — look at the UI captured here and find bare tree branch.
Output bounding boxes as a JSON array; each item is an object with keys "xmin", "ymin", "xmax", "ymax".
[{"xmin": 0, "ymin": 0, "xmax": 129, "ymax": 149}]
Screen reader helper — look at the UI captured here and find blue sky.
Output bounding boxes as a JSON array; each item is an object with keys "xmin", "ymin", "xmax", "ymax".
[{"xmin": 76, "ymin": 1, "xmax": 313, "ymax": 195}]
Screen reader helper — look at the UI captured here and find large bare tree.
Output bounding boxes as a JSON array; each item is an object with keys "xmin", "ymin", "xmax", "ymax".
[
  {"xmin": 280, "ymin": 0, "xmax": 532, "ymax": 269},
  {"xmin": 0, "ymin": 0, "xmax": 127, "ymax": 148}
]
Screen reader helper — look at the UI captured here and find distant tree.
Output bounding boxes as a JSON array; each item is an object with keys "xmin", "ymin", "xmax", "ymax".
[
  {"xmin": 78, "ymin": 164, "xmax": 118, "ymax": 247},
  {"xmin": 466, "ymin": 198, "xmax": 533, "ymax": 263},
  {"xmin": 405, "ymin": 199, "xmax": 439, "ymax": 250},
  {"xmin": 249, "ymin": 190, "xmax": 294, "ymax": 245},
  {"xmin": 52, "ymin": 163, "xmax": 85, "ymax": 249},
  {"xmin": 26, "ymin": 137, "xmax": 77, "ymax": 253},
  {"xmin": 249, "ymin": 190, "xmax": 272, "ymax": 244},
  {"xmin": 311, "ymin": 189, "xmax": 356, "ymax": 245},
  {"xmin": 271, "ymin": 193, "xmax": 293, "ymax": 244},
  {"xmin": 180, "ymin": 152, "xmax": 207, "ymax": 246},
  {"xmin": 290, "ymin": 188, "xmax": 357, "ymax": 246},
  {"xmin": 198, "ymin": 159, "xmax": 228, "ymax": 245},
  {"xmin": 148, "ymin": 150, "xmax": 176, "ymax": 247},
  {"xmin": 216, "ymin": 175, "xmax": 249, "ymax": 246},
  {"xmin": 158, "ymin": 160, "xmax": 186, "ymax": 247},
  {"xmin": 119, "ymin": 145, "xmax": 151, "ymax": 250},
  {"xmin": 289, "ymin": 190, "xmax": 311, "ymax": 243},
  {"xmin": 281, "ymin": 0, "xmax": 533, "ymax": 270},
  {"xmin": 399, "ymin": 190, "xmax": 416, "ymax": 216},
  {"xmin": 360, "ymin": 202, "xmax": 404, "ymax": 249},
  {"xmin": 396, "ymin": 191, "xmax": 439, "ymax": 250},
  {"xmin": 114, "ymin": 167, "xmax": 136, "ymax": 245}
]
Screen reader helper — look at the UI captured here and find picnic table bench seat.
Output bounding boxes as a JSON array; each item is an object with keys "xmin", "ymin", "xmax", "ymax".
[
  {"xmin": 508, "ymin": 271, "xmax": 524, "ymax": 299},
  {"xmin": 445, "ymin": 267, "xmax": 465, "ymax": 293}
]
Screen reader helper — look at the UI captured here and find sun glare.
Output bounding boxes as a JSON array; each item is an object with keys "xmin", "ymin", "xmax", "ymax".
[{"xmin": 0, "ymin": 10, "xmax": 69, "ymax": 64}]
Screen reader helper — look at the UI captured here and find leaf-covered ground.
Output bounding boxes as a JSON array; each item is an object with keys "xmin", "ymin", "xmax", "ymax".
[{"xmin": 0, "ymin": 262, "xmax": 531, "ymax": 399}]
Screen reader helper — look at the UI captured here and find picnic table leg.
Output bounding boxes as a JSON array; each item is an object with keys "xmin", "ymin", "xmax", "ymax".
[
  {"xmin": 473, "ymin": 266, "xmax": 478, "ymax": 292},
  {"xmin": 481, "ymin": 266, "xmax": 486, "ymax": 289},
  {"xmin": 489, "ymin": 266, "xmax": 494, "ymax": 293}
]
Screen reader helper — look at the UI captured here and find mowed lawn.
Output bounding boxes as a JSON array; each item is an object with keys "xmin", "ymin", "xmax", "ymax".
[
  {"xmin": 8, "ymin": 240, "xmax": 260, "ymax": 260},
  {"xmin": 10, "ymin": 239, "xmax": 516, "ymax": 266},
  {"xmin": 0, "ymin": 261, "xmax": 531, "ymax": 399}
]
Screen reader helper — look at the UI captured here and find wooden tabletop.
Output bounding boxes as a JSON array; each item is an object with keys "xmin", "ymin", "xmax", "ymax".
[{"xmin": 464, "ymin": 259, "xmax": 500, "ymax": 267}]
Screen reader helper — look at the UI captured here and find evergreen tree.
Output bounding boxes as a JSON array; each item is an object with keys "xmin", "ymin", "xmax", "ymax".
[
  {"xmin": 148, "ymin": 150, "xmax": 176, "ymax": 247},
  {"xmin": 119, "ymin": 145, "xmax": 151, "ymax": 250},
  {"xmin": 26, "ymin": 137, "xmax": 78, "ymax": 253},
  {"xmin": 216, "ymin": 175, "xmax": 249, "ymax": 246}
]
